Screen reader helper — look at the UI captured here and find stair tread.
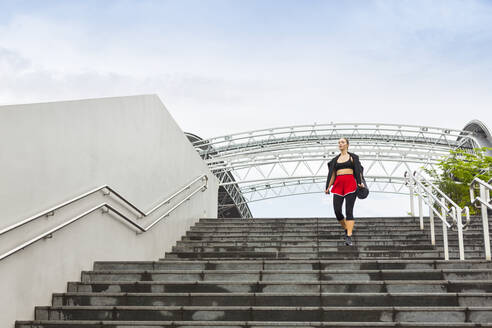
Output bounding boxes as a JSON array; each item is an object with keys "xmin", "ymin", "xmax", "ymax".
[
  {"xmin": 16, "ymin": 320, "xmax": 491, "ymax": 326},
  {"xmin": 34, "ymin": 305, "xmax": 492, "ymax": 311},
  {"xmin": 69, "ymin": 279, "xmax": 492, "ymax": 284},
  {"xmin": 83, "ymin": 268, "xmax": 492, "ymax": 273},
  {"xmin": 53, "ymin": 292, "xmax": 492, "ymax": 296}
]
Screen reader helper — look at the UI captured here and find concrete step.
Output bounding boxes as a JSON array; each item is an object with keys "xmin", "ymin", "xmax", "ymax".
[
  {"xmin": 16, "ymin": 320, "xmax": 492, "ymax": 327},
  {"xmin": 198, "ymin": 217, "xmax": 421, "ymax": 221},
  {"xmin": 162, "ymin": 255, "xmax": 488, "ymax": 261},
  {"xmin": 189, "ymin": 228, "xmax": 490, "ymax": 234},
  {"xmin": 94, "ymin": 260, "xmax": 492, "ymax": 271},
  {"xmin": 179, "ymin": 238, "xmax": 489, "ymax": 248},
  {"xmin": 195, "ymin": 218, "xmax": 424, "ymax": 223},
  {"xmin": 192, "ymin": 220, "xmax": 428, "ymax": 224},
  {"xmin": 80, "ymin": 269, "xmax": 492, "ymax": 282},
  {"xmin": 198, "ymin": 216, "xmax": 489, "ymax": 220},
  {"xmin": 188, "ymin": 229, "xmax": 490, "ymax": 235},
  {"xmin": 187, "ymin": 227, "xmax": 437, "ymax": 232},
  {"xmin": 52, "ymin": 292, "xmax": 492, "ymax": 307},
  {"xmin": 67, "ymin": 280, "xmax": 492, "ymax": 294},
  {"xmin": 173, "ymin": 243, "xmax": 490, "ymax": 253},
  {"xmin": 182, "ymin": 236, "xmax": 432, "ymax": 241},
  {"xmin": 190, "ymin": 226, "xmax": 430, "ymax": 231},
  {"xmin": 185, "ymin": 230, "xmax": 483, "ymax": 240},
  {"xmin": 164, "ymin": 251, "xmax": 446, "ymax": 260},
  {"xmin": 188, "ymin": 227, "xmax": 441, "ymax": 232},
  {"xmin": 182, "ymin": 234, "xmax": 435, "ymax": 240},
  {"xmin": 186, "ymin": 229, "xmax": 485, "ymax": 235},
  {"xmin": 193, "ymin": 220, "xmax": 492, "ymax": 226},
  {"xmin": 177, "ymin": 239, "xmax": 435, "ymax": 246},
  {"xmin": 225, "ymin": 222, "xmax": 492, "ymax": 228},
  {"xmin": 33, "ymin": 305, "xmax": 492, "ymax": 323},
  {"xmin": 193, "ymin": 217, "xmax": 492, "ymax": 230},
  {"xmin": 181, "ymin": 235, "xmax": 489, "ymax": 242},
  {"xmin": 186, "ymin": 230, "xmax": 483, "ymax": 241},
  {"xmin": 171, "ymin": 245, "xmax": 438, "ymax": 253}
]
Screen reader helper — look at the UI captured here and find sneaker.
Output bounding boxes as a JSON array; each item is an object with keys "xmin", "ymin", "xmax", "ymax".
[{"xmin": 345, "ymin": 235, "xmax": 353, "ymax": 246}]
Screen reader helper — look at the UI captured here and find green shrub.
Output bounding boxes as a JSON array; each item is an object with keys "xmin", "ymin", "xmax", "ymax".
[{"xmin": 423, "ymin": 147, "xmax": 492, "ymax": 214}]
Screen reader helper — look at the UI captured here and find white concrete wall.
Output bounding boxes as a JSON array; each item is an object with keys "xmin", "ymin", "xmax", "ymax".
[{"xmin": 0, "ymin": 95, "xmax": 218, "ymax": 327}]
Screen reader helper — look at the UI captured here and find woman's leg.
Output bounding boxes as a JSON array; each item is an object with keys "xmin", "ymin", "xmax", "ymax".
[
  {"xmin": 333, "ymin": 194, "xmax": 347, "ymax": 233},
  {"xmin": 333, "ymin": 194, "xmax": 345, "ymax": 222},
  {"xmin": 344, "ymin": 192, "xmax": 357, "ymax": 236}
]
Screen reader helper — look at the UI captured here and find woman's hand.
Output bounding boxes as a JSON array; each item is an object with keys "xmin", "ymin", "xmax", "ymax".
[
  {"xmin": 325, "ymin": 189, "xmax": 330, "ymax": 194},
  {"xmin": 358, "ymin": 183, "xmax": 365, "ymax": 188}
]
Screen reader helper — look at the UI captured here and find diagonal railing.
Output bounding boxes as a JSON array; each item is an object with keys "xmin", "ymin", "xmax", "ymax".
[
  {"xmin": 470, "ymin": 177, "xmax": 492, "ymax": 260},
  {"xmin": 0, "ymin": 174, "xmax": 208, "ymax": 261},
  {"xmin": 405, "ymin": 170, "xmax": 470, "ymax": 260}
]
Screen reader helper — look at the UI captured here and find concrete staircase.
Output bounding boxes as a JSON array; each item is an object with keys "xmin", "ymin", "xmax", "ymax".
[{"xmin": 16, "ymin": 216, "xmax": 492, "ymax": 327}]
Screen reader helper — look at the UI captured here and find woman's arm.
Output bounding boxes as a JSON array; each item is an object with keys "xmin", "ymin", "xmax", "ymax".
[
  {"xmin": 328, "ymin": 174, "xmax": 335, "ymax": 188},
  {"xmin": 325, "ymin": 173, "xmax": 335, "ymax": 194},
  {"xmin": 355, "ymin": 155, "xmax": 365, "ymax": 187},
  {"xmin": 351, "ymin": 153, "xmax": 364, "ymax": 186},
  {"xmin": 325, "ymin": 160, "xmax": 335, "ymax": 193}
]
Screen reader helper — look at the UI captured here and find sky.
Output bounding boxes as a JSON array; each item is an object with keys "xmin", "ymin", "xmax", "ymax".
[{"xmin": 1, "ymin": 0, "xmax": 491, "ymax": 218}]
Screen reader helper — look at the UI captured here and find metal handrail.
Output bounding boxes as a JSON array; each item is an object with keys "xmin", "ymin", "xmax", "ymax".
[
  {"xmin": 411, "ymin": 179, "xmax": 451, "ymax": 227},
  {"xmin": 413, "ymin": 171, "xmax": 461, "ymax": 210},
  {"xmin": 470, "ymin": 177, "xmax": 492, "ymax": 198},
  {"xmin": 469, "ymin": 177, "xmax": 492, "ymax": 260},
  {"xmin": 0, "ymin": 175, "xmax": 208, "ymax": 262},
  {"xmin": 404, "ymin": 170, "xmax": 470, "ymax": 260},
  {"xmin": 470, "ymin": 177, "xmax": 492, "ymax": 212},
  {"xmin": 413, "ymin": 171, "xmax": 471, "ymax": 230},
  {"xmin": 0, "ymin": 175, "xmax": 206, "ymax": 237}
]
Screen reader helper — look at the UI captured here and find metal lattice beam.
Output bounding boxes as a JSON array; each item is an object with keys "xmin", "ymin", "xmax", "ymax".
[{"xmin": 191, "ymin": 123, "xmax": 481, "ymax": 218}]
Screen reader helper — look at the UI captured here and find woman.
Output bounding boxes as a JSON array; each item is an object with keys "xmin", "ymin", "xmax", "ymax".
[{"xmin": 325, "ymin": 138, "xmax": 365, "ymax": 246}]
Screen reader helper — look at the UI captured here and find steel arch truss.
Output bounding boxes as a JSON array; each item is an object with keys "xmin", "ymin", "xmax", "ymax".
[{"xmin": 192, "ymin": 123, "xmax": 479, "ymax": 217}]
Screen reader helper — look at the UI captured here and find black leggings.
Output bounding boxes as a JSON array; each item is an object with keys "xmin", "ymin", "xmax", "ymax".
[{"xmin": 333, "ymin": 192, "xmax": 357, "ymax": 221}]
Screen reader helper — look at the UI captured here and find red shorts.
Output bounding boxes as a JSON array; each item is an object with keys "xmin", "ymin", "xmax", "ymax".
[{"xmin": 331, "ymin": 174, "xmax": 357, "ymax": 196}]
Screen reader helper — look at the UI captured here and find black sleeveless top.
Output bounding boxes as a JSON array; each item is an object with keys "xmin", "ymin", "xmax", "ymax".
[{"xmin": 335, "ymin": 157, "xmax": 355, "ymax": 171}]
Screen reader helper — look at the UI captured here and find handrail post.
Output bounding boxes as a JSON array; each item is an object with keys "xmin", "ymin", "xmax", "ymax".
[
  {"xmin": 480, "ymin": 184, "xmax": 491, "ymax": 261},
  {"xmin": 455, "ymin": 207, "xmax": 465, "ymax": 260},
  {"xmin": 409, "ymin": 183, "xmax": 415, "ymax": 217},
  {"xmin": 418, "ymin": 185, "xmax": 424, "ymax": 230},
  {"xmin": 429, "ymin": 198, "xmax": 435, "ymax": 246},
  {"xmin": 470, "ymin": 186, "xmax": 475, "ymax": 207},
  {"xmin": 441, "ymin": 197, "xmax": 449, "ymax": 261}
]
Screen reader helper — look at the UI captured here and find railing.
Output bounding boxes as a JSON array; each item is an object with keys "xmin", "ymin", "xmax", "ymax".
[
  {"xmin": 0, "ymin": 174, "xmax": 208, "ymax": 261},
  {"xmin": 405, "ymin": 171, "xmax": 470, "ymax": 260},
  {"xmin": 470, "ymin": 177, "xmax": 492, "ymax": 260}
]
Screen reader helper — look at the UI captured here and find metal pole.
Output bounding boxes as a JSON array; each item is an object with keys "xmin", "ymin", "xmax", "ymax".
[
  {"xmin": 409, "ymin": 183, "xmax": 415, "ymax": 217},
  {"xmin": 418, "ymin": 188, "xmax": 424, "ymax": 230},
  {"xmin": 441, "ymin": 197, "xmax": 449, "ymax": 261},
  {"xmin": 429, "ymin": 198, "xmax": 435, "ymax": 246},
  {"xmin": 480, "ymin": 184, "xmax": 491, "ymax": 261},
  {"xmin": 455, "ymin": 207, "xmax": 465, "ymax": 260}
]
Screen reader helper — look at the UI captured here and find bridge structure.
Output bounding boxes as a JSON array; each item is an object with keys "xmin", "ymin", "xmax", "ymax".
[{"xmin": 189, "ymin": 121, "xmax": 492, "ymax": 219}]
